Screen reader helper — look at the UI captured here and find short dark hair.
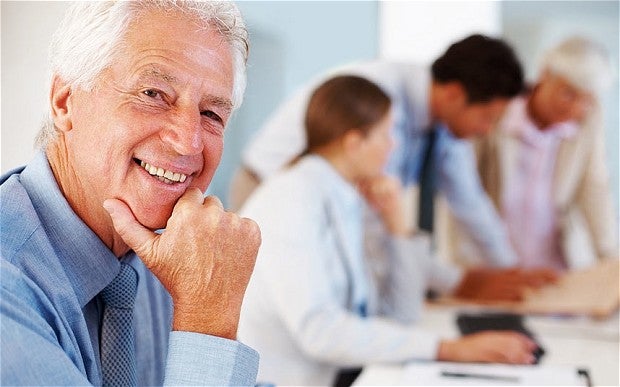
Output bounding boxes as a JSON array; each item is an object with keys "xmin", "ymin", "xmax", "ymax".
[{"xmin": 431, "ymin": 34, "xmax": 524, "ymax": 103}]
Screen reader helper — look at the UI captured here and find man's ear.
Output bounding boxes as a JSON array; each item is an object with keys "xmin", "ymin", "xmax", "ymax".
[{"xmin": 50, "ymin": 74, "xmax": 73, "ymax": 132}]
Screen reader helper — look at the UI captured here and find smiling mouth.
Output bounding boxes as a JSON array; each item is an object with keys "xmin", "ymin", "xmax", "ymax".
[{"xmin": 134, "ymin": 158, "xmax": 187, "ymax": 185}]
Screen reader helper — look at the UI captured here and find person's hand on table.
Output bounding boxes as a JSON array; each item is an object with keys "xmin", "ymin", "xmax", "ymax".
[
  {"xmin": 453, "ymin": 267, "xmax": 559, "ymax": 302},
  {"xmin": 104, "ymin": 188, "xmax": 261, "ymax": 340},
  {"xmin": 438, "ymin": 331, "xmax": 538, "ymax": 364}
]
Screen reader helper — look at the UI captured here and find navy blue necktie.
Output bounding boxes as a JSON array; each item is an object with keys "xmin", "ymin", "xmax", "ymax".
[
  {"xmin": 418, "ymin": 127, "xmax": 438, "ymax": 232},
  {"xmin": 100, "ymin": 263, "xmax": 138, "ymax": 386}
]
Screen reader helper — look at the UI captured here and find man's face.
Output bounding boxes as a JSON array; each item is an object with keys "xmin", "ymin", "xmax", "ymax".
[
  {"xmin": 61, "ymin": 10, "xmax": 234, "ymax": 229},
  {"xmin": 531, "ymin": 74, "xmax": 594, "ymax": 128},
  {"xmin": 445, "ymin": 97, "xmax": 509, "ymax": 139}
]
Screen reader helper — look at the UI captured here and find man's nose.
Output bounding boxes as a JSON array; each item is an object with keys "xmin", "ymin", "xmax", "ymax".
[{"xmin": 161, "ymin": 107, "xmax": 204, "ymax": 155}]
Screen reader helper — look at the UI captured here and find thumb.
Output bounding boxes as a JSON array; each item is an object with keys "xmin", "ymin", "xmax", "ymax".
[{"xmin": 103, "ymin": 198, "xmax": 157, "ymax": 258}]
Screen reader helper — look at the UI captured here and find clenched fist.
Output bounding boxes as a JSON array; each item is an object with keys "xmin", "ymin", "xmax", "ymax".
[{"xmin": 103, "ymin": 187, "xmax": 261, "ymax": 339}]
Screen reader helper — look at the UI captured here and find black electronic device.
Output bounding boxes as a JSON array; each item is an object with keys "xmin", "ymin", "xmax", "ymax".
[{"xmin": 456, "ymin": 312, "xmax": 545, "ymax": 364}]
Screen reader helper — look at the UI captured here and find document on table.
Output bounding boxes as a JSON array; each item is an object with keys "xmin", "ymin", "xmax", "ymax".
[{"xmin": 399, "ymin": 361, "xmax": 588, "ymax": 386}]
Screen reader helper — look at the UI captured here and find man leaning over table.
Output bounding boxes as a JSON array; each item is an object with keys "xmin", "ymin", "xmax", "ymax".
[{"xmin": 0, "ymin": 1, "xmax": 261, "ymax": 385}]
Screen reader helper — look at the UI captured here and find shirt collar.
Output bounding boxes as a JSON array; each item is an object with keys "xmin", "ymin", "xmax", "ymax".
[
  {"xmin": 20, "ymin": 151, "xmax": 122, "ymax": 307},
  {"xmin": 300, "ymin": 154, "xmax": 362, "ymax": 212},
  {"xmin": 502, "ymin": 96, "xmax": 579, "ymax": 146}
]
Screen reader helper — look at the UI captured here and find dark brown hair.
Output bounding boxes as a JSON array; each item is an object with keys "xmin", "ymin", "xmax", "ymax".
[
  {"xmin": 302, "ymin": 75, "xmax": 391, "ymax": 155},
  {"xmin": 432, "ymin": 34, "xmax": 524, "ymax": 103}
]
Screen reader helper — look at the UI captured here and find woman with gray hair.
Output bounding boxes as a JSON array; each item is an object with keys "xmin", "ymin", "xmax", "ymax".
[{"xmin": 446, "ymin": 37, "xmax": 618, "ymax": 271}]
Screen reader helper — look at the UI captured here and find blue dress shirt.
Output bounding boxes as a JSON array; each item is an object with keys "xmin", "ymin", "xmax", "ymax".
[
  {"xmin": 399, "ymin": 124, "xmax": 517, "ymax": 265},
  {"xmin": 0, "ymin": 152, "xmax": 258, "ymax": 386}
]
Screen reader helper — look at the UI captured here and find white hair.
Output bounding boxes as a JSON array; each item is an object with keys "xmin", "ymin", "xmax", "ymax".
[
  {"xmin": 36, "ymin": 0, "xmax": 249, "ymax": 148},
  {"xmin": 540, "ymin": 36, "xmax": 613, "ymax": 96}
]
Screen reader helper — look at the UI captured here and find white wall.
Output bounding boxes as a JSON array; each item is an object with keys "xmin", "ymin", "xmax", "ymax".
[
  {"xmin": 379, "ymin": 1, "xmax": 501, "ymax": 63},
  {"xmin": 1, "ymin": 1, "xmax": 70, "ymax": 172}
]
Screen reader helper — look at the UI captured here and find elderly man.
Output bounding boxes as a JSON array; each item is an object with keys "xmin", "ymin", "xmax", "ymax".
[
  {"xmin": 1, "ymin": 1, "xmax": 261, "ymax": 385},
  {"xmin": 446, "ymin": 37, "xmax": 618, "ymax": 270}
]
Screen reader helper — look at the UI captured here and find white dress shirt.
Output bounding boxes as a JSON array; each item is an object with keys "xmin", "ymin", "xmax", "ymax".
[{"xmin": 238, "ymin": 155, "xmax": 460, "ymax": 386}]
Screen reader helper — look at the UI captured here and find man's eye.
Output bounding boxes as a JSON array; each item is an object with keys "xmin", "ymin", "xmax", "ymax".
[
  {"xmin": 142, "ymin": 89, "xmax": 160, "ymax": 98},
  {"xmin": 201, "ymin": 110, "xmax": 222, "ymax": 123}
]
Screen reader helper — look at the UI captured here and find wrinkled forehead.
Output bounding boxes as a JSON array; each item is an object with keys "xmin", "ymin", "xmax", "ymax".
[{"xmin": 112, "ymin": 10, "xmax": 233, "ymax": 88}]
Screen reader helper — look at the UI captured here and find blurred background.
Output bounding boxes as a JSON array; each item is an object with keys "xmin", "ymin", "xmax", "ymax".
[{"xmin": 2, "ymin": 1, "xmax": 618, "ymax": 212}]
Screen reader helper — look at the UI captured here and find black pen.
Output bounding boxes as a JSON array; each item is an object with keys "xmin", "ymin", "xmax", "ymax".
[{"xmin": 440, "ymin": 370, "xmax": 520, "ymax": 383}]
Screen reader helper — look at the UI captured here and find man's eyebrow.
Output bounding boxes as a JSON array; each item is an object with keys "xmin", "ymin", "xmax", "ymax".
[
  {"xmin": 139, "ymin": 67, "xmax": 179, "ymax": 84},
  {"xmin": 203, "ymin": 95, "xmax": 234, "ymax": 114}
]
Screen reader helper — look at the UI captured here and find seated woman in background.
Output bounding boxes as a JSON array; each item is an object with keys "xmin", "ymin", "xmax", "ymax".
[{"xmin": 238, "ymin": 75, "xmax": 545, "ymax": 386}]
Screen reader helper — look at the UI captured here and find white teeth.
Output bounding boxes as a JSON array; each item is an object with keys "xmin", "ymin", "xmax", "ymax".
[{"xmin": 138, "ymin": 159, "xmax": 187, "ymax": 183}]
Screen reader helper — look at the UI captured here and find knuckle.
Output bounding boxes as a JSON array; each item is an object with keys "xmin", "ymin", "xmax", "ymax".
[
  {"xmin": 203, "ymin": 194, "xmax": 224, "ymax": 208},
  {"xmin": 244, "ymin": 219, "xmax": 262, "ymax": 243}
]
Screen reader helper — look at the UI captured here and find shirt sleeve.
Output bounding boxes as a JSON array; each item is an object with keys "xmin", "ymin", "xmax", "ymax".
[
  {"xmin": 389, "ymin": 236, "xmax": 463, "ymax": 296},
  {"xmin": 364, "ymin": 213, "xmax": 462, "ymax": 323},
  {"xmin": 164, "ymin": 332, "xmax": 258, "ymax": 386},
  {"xmin": 364, "ymin": 210, "xmax": 428, "ymax": 323},
  {"xmin": 435, "ymin": 128, "xmax": 518, "ymax": 267}
]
